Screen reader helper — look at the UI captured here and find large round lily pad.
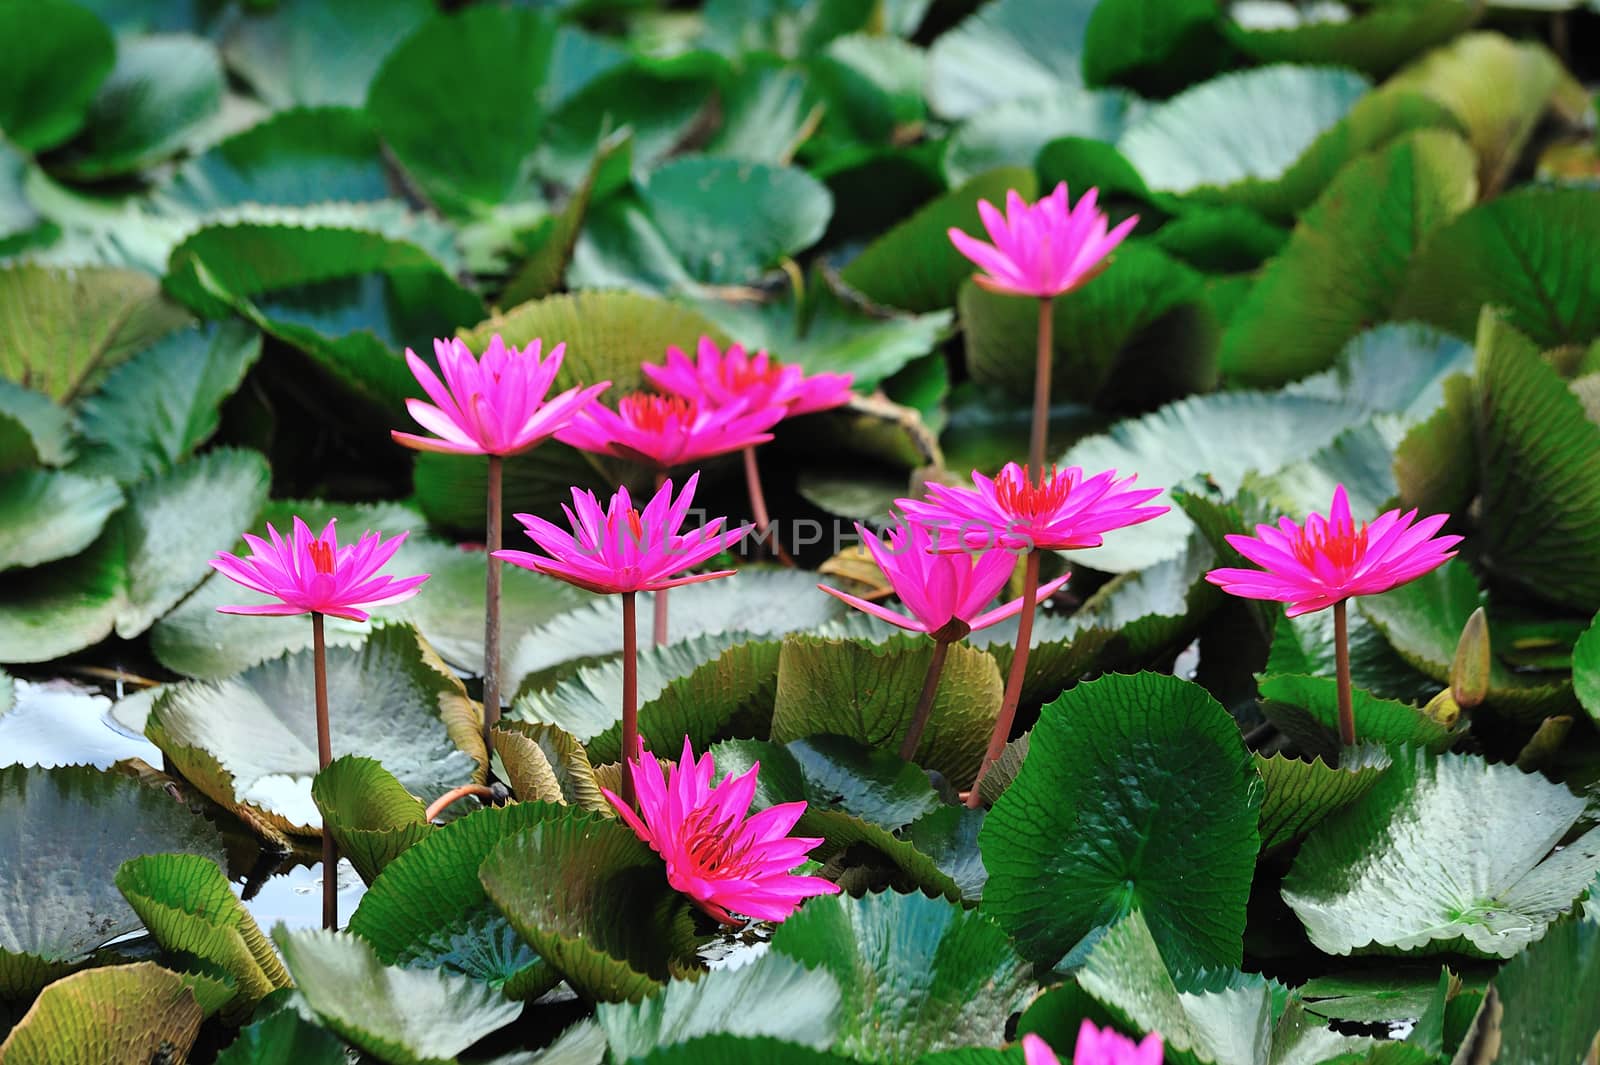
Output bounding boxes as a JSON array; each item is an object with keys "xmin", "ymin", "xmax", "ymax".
[{"xmin": 0, "ymin": 764, "xmax": 225, "ymax": 998}]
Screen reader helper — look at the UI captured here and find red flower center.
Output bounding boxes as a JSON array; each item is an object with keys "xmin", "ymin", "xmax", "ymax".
[
  {"xmin": 995, "ymin": 465, "xmax": 1071, "ymax": 519},
  {"xmin": 607, "ymin": 506, "xmax": 645, "ymax": 543},
  {"xmin": 307, "ymin": 540, "xmax": 336, "ymax": 575},
  {"xmin": 679, "ymin": 803, "xmax": 757, "ymax": 878},
  {"xmin": 619, "ymin": 393, "xmax": 695, "ymax": 433},
  {"xmin": 1292, "ymin": 520, "xmax": 1368, "ymax": 572},
  {"xmin": 725, "ymin": 357, "xmax": 782, "ymax": 392}
]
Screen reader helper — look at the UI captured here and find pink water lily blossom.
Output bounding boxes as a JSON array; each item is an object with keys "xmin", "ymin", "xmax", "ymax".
[
  {"xmin": 391, "ymin": 335, "xmax": 608, "ymax": 456},
  {"xmin": 820, "ymin": 520, "xmax": 1072, "ymax": 640},
  {"xmin": 1204, "ymin": 484, "xmax": 1461, "ymax": 617},
  {"xmin": 948, "ymin": 183, "xmax": 1138, "ymax": 299},
  {"xmin": 1023, "ymin": 1023, "xmax": 1164, "ymax": 1065},
  {"xmin": 899, "ymin": 463, "xmax": 1167, "ymax": 554},
  {"xmin": 603, "ymin": 736, "xmax": 841, "ymax": 924},
  {"xmin": 556, "ymin": 392, "xmax": 783, "ymax": 470},
  {"xmin": 493, "ymin": 473, "xmax": 750, "ymax": 595},
  {"xmin": 210, "ymin": 517, "xmax": 429, "ymax": 622},
  {"xmin": 643, "ymin": 336, "xmax": 854, "ymax": 418}
]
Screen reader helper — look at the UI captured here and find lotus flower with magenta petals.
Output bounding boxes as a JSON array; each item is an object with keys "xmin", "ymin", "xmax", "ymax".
[
  {"xmin": 557, "ymin": 392, "xmax": 783, "ymax": 470},
  {"xmin": 949, "ymin": 183, "xmax": 1138, "ymax": 300},
  {"xmin": 1023, "ymin": 1023, "xmax": 1164, "ymax": 1065},
  {"xmin": 210, "ymin": 517, "xmax": 429, "ymax": 622},
  {"xmin": 603, "ymin": 736, "xmax": 840, "ymax": 924},
  {"xmin": 643, "ymin": 336, "xmax": 854, "ymax": 418},
  {"xmin": 391, "ymin": 335, "xmax": 607, "ymax": 456}
]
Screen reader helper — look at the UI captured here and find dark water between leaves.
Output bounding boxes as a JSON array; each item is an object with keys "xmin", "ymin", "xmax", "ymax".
[{"xmin": 1, "ymin": 676, "xmax": 358, "ymax": 932}]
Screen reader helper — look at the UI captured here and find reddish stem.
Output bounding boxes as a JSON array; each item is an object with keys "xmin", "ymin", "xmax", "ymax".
[
  {"xmin": 967, "ymin": 551, "xmax": 1041, "ymax": 808},
  {"xmin": 1334, "ymin": 599, "xmax": 1356, "ymax": 748},
  {"xmin": 900, "ymin": 638, "xmax": 952, "ymax": 762},
  {"xmin": 622, "ymin": 590, "xmax": 639, "ymax": 807},
  {"xmin": 312, "ymin": 613, "xmax": 337, "ymax": 930},
  {"xmin": 743, "ymin": 445, "xmax": 794, "ymax": 567},
  {"xmin": 483, "ymin": 453, "xmax": 503, "ymax": 751},
  {"xmin": 424, "ymin": 783, "xmax": 498, "ymax": 822}
]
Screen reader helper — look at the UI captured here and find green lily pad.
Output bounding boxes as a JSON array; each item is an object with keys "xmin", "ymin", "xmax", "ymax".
[
  {"xmin": 1217, "ymin": 129, "xmax": 1477, "ymax": 387},
  {"xmin": 0, "ymin": 962, "xmax": 204, "ymax": 1064},
  {"xmin": 1256, "ymin": 674, "xmax": 1458, "ymax": 759},
  {"xmin": 144, "ymin": 624, "xmax": 484, "ymax": 839},
  {"xmin": 0, "ymin": 764, "xmax": 225, "ymax": 998},
  {"xmin": 50, "ymin": 33, "xmax": 223, "ymax": 181},
  {"xmin": 225, "ymin": 0, "xmax": 433, "ymax": 109},
  {"xmin": 630, "ymin": 1035, "xmax": 859, "ymax": 1065},
  {"xmin": 367, "ymin": 6, "xmax": 558, "ymax": 216},
  {"xmin": 160, "ymin": 107, "xmax": 390, "ymax": 212},
  {"xmin": 1359, "ymin": 559, "xmax": 1576, "ymax": 722},
  {"xmin": 1401, "ymin": 186, "xmax": 1600, "ymax": 356},
  {"xmin": 1149, "ymin": 205, "xmax": 1287, "ymax": 273},
  {"xmin": 1226, "ymin": 0, "xmax": 1477, "ymax": 77},
  {"xmin": 493, "ymin": 722, "xmax": 607, "ymax": 812},
  {"xmin": 0, "ymin": 0, "xmax": 115, "ymax": 152},
  {"xmin": 925, "ymin": 0, "xmax": 1095, "ymax": 119},
  {"xmin": 807, "ymin": 34, "xmax": 925, "ymax": 153},
  {"xmin": 518, "ymin": 635, "xmax": 782, "ymax": 766},
  {"xmin": 980, "ymin": 672, "xmax": 1263, "ymax": 973},
  {"xmin": 1283, "ymin": 323, "xmax": 1474, "ymax": 424},
  {"xmin": 0, "ymin": 469, "xmax": 122, "ymax": 572},
  {"xmin": 1082, "ymin": 0, "xmax": 1228, "ymax": 96},
  {"xmin": 311, "ymin": 756, "xmax": 432, "ymax": 885},
  {"xmin": 768, "ymin": 633, "xmax": 1003, "ymax": 785},
  {"xmin": 1239, "ymin": 423, "xmax": 1402, "ymax": 525},
  {"xmin": 1059, "ymin": 391, "xmax": 1368, "ymax": 572},
  {"xmin": 943, "ymin": 91, "xmax": 1143, "ymax": 187},
  {"xmin": 506, "ymin": 568, "xmax": 848, "ymax": 695},
  {"xmin": 115, "ymin": 853, "xmax": 292, "ymax": 1021},
  {"xmin": 1490, "ymin": 916, "xmax": 1600, "ymax": 1065},
  {"xmin": 768, "ymin": 889, "xmax": 1034, "ymax": 1062},
  {"xmin": 348, "ymin": 802, "xmax": 571, "ymax": 1001},
  {"xmin": 71, "ymin": 322, "xmax": 262, "ymax": 485},
  {"xmin": 839, "ymin": 167, "xmax": 1037, "ymax": 314},
  {"xmin": 274, "ymin": 926, "xmax": 525, "ymax": 1065},
  {"xmin": 1576, "ymin": 611, "xmax": 1600, "ymax": 726},
  {"xmin": 0, "ymin": 263, "xmax": 190, "ymax": 404},
  {"xmin": 1282, "ymin": 750, "xmax": 1600, "ymax": 958},
  {"xmin": 212, "ymin": 1009, "xmax": 349, "ymax": 1065},
  {"xmin": 1254, "ymin": 751, "xmax": 1391, "ymax": 852},
  {"xmin": 0, "ymin": 381, "xmax": 74, "ymax": 474},
  {"xmin": 0, "ymin": 530, "xmax": 125, "ymax": 666},
  {"xmin": 478, "ymin": 808, "xmax": 700, "ymax": 1003},
  {"xmin": 1262, "ymin": 607, "xmax": 1437, "ymax": 707},
  {"xmin": 163, "ymin": 222, "xmax": 485, "ymax": 413},
  {"xmin": 596, "ymin": 952, "xmax": 842, "ymax": 1060},
  {"xmin": 1118, "ymin": 65, "xmax": 1370, "ymax": 197}
]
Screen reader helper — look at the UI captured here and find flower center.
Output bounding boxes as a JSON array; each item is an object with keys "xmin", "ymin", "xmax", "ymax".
[
  {"xmin": 1292, "ymin": 519, "xmax": 1368, "ymax": 573},
  {"xmin": 995, "ymin": 465, "xmax": 1071, "ymax": 519},
  {"xmin": 725, "ymin": 355, "xmax": 782, "ymax": 392},
  {"xmin": 619, "ymin": 393, "xmax": 695, "ymax": 434},
  {"xmin": 679, "ymin": 803, "xmax": 757, "ymax": 878},
  {"xmin": 607, "ymin": 506, "xmax": 645, "ymax": 544},
  {"xmin": 307, "ymin": 540, "xmax": 336, "ymax": 575}
]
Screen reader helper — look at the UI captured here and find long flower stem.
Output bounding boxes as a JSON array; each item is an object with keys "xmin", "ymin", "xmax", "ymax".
[
  {"xmin": 311, "ymin": 612, "xmax": 337, "ymax": 930},
  {"xmin": 744, "ymin": 445, "xmax": 794, "ymax": 567},
  {"xmin": 1334, "ymin": 599, "xmax": 1356, "ymax": 748},
  {"xmin": 424, "ymin": 783, "xmax": 498, "ymax": 822},
  {"xmin": 622, "ymin": 590, "xmax": 639, "ymax": 807},
  {"xmin": 1029, "ymin": 296, "xmax": 1054, "ymax": 472},
  {"xmin": 967, "ymin": 552, "xmax": 1041, "ymax": 808},
  {"xmin": 900, "ymin": 637, "xmax": 952, "ymax": 762},
  {"xmin": 483, "ymin": 453, "xmax": 503, "ymax": 751},
  {"xmin": 652, "ymin": 471, "xmax": 669, "ymax": 646}
]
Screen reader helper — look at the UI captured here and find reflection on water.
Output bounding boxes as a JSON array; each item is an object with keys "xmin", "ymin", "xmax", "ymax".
[
  {"xmin": 233, "ymin": 854, "xmax": 368, "ymax": 932},
  {"xmin": 0, "ymin": 679, "xmax": 163, "ymax": 769}
]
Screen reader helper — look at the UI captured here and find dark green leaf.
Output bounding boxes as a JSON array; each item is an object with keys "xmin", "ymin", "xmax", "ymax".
[
  {"xmin": 311, "ymin": 756, "xmax": 431, "ymax": 886},
  {"xmin": 1491, "ymin": 917, "xmax": 1600, "ymax": 1065},
  {"xmin": 1257, "ymin": 674, "xmax": 1458, "ymax": 758},
  {"xmin": 629, "ymin": 1035, "xmax": 858, "ymax": 1065},
  {"xmin": 0, "ymin": 0, "xmax": 114, "ymax": 151},
  {"xmin": 1226, "ymin": 0, "xmax": 1477, "ymax": 78},
  {"xmin": 212, "ymin": 1008, "xmax": 348, "ymax": 1065},
  {"xmin": 225, "ymin": 0, "xmax": 433, "ymax": 109}
]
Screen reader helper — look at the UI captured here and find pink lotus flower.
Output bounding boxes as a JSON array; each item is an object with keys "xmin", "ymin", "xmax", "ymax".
[
  {"xmin": 1204, "ymin": 484, "xmax": 1460, "ymax": 617},
  {"xmin": 211, "ymin": 517, "xmax": 429, "ymax": 622},
  {"xmin": 899, "ymin": 463, "xmax": 1166, "ymax": 554},
  {"xmin": 643, "ymin": 336, "xmax": 854, "ymax": 418},
  {"xmin": 556, "ymin": 392, "xmax": 783, "ymax": 470},
  {"xmin": 390, "ymin": 335, "xmax": 608, "ymax": 456},
  {"xmin": 493, "ymin": 473, "xmax": 750, "ymax": 595},
  {"xmin": 603, "ymin": 736, "xmax": 840, "ymax": 924},
  {"xmin": 948, "ymin": 183, "xmax": 1138, "ymax": 299},
  {"xmin": 1023, "ymin": 1023, "xmax": 1163, "ymax": 1065},
  {"xmin": 820, "ymin": 520, "xmax": 1072, "ymax": 640}
]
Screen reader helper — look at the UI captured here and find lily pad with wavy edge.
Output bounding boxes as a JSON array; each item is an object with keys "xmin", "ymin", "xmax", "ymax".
[
  {"xmin": 492, "ymin": 722, "xmax": 608, "ymax": 811},
  {"xmin": 1490, "ymin": 917, "xmax": 1600, "ymax": 1065},
  {"xmin": 348, "ymin": 801, "xmax": 569, "ymax": 1000},
  {"xmin": 597, "ymin": 952, "xmax": 842, "ymax": 1059},
  {"xmin": 0, "ymin": 0, "xmax": 115, "ymax": 152},
  {"xmin": 631, "ymin": 1035, "xmax": 860, "ymax": 1065},
  {"xmin": 0, "ymin": 962, "xmax": 205, "ymax": 1064},
  {"xmin": 1575, "ymin": 611, "xmax": 1600, "ymax": 726},
  {"xmin": 769, "ymin": 633, "xmax": 1002, "ymax": 785},
  {"xmin": 274, "ymin": 926, "xmax": 525, "ymax": 1065},
  {"xmin": 144, "ymin": 623, "xmax": 484, "ymax": 838},
  {"xmin": 1256, "ymin": 674, "xmax": 1458, "ymax": 761},
  {"xmin": 478, "ymin": 808, "xmax": 701, "ymax": 1003},
  {"xmin": 1282, "ymin": 750, "xmax": 1600, "ymax": 957},
  {"xmin": 0, "ymin": 380, "xmax": 74, "ymax": 472},
  {"xmin": 0, "ymin": 469, "xmax": 122, "ymax": 573},
  {"xmin": 0, "ymin": 764, "xmax": 225, "ymax": 999},
  {"xmin": 211, "ymin": 1008, "xmax": 349, "ymax": 1065},
  {"xmin": 1225, "ymin": 0, "xmax": 1476, "ymax": 77},
  {"xmin": 114, "ymin": 853, "xmax": 291, "ymax": 1021},
  {"xmin": 1254, "ymin": 750, "xmax": 1391, "ymax": 852},
  {"xmin": 310, "ymin": 756, "xmax": 432, "ymax": 885},
  {"xmin": 980, "ymin": 672, "xmax": 1263, "ymax": 974},
  {"xmin": 924, "ymin": 0, "xmax": 1096, "ymax": 119},
  {"xmin": 769, "ymin": 889, "xmax": 1033, "ymax": 1063}
]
